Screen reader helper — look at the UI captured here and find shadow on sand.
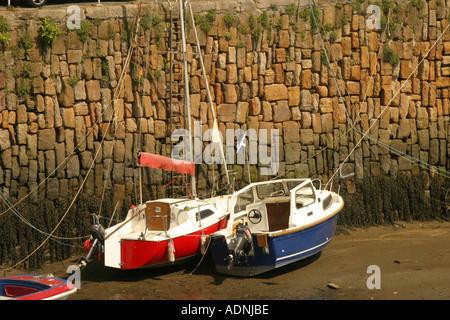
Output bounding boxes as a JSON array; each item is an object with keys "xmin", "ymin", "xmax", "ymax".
[
  {"xmin": 193, "ymin": 251, "xmax": 323, "ymax": 286},
  {"xmin": 77, "ymin": 250, "xmax": 322, "ymax": 286}
]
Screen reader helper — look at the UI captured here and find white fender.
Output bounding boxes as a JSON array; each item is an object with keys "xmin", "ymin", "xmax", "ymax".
[
  {"xmin": 200, "ymin": 234, "xmax": 208, "ymax": 255},
  {"xmin": 167, "ymin": 239, "xmax": 175, "ymax": 263}
]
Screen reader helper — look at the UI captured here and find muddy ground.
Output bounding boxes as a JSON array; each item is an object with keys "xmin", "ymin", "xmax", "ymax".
[{"xmin": 4, "ymin": 221, "xmax": 450, "ymax": 302}]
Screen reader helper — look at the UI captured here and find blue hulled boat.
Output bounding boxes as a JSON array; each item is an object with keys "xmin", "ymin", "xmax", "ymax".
[{"xmin": 209, "ymin": 178, "xmax": 344, "ymax": 277}]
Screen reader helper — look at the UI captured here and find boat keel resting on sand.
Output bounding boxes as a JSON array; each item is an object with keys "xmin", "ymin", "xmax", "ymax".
[{"xmin": 82, "ymin": 194, "xmax": 230, "ymax": 269}]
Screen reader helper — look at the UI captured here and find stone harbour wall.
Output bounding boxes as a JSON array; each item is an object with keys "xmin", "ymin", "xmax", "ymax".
[{"xmin": 0, "ymin": 1, "xmax": 448, "ymax": 267}]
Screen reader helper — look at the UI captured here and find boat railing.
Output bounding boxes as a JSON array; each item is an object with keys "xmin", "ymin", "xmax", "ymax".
[
  {"xmin": 311, "ymin": 178, "xmax": 322, "ymax": 191},
  {"xmin": 310, "ymin": 178, "xmax": 337, "ymax": 193}
]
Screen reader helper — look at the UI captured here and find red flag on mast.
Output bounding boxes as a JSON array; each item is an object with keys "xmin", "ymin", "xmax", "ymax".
[{"xmin": 138, "ymin": 152, "xmax": 195, "ymax": 176}]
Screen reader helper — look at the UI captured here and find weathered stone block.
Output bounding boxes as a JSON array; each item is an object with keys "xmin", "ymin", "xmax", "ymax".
[
  {"xmin": 0, "ymin": 129, "xmax": 11, "ymax": 151},
  {"xmin": 68, "ymin": 50, "xmax": 83, "ymax": 64},
  {"xmin": 368, "ymin": 32, "xmax": 379, "ymax": 52},
  {"xmin": 300, "ymin": 129, "xmax": 314, "ymax": 145},
  {"xmin": 275, "ymin": 48, "xmax": 286, "ymax": 63},
  {"xmin": 37, "ymin": 128, "xmax": 55, "ymax": 150},
  {"xmin": 73, "ymin": 102, "xmax": 89, "ymax": 117},
  {"xmin": 288, "ymin": 86, "xmax": 300, "ymax": 107},
  {"xmin": 32, "ymin": 77, "xmax": 44, "ymax": 95},
  {"xmin": 74, "ymin": 116, "xmax": 86, "ymax": 152},
  {"xmin": 264, "ymin": 84, "xmax": 288, "ymax": 101},
  {"xmin": 283, "ymin": 121, "xmax": 299, "ymax": 144},
  {"xmin": 16, "ymin": 123, "xmax": 28, "ymax": 146},
  {"xmin": 153, "ymin": 121, "xmax": 166, "ymax": 139},
  {"xmin": 300, "ymin": 69, "xmax": 312, "ymax": 89},
  {"xmin": 218, "ymin": 103, "xmax": 236, "ymax": 122},
  {"xmin": 86, "ymin": 80, "xmax": 101, "ymax": 102},
  {"xmin": 278, "ymin": 30, "xmax": 290, "ymax": 48},
  {"xmin": 273, "ymin": 100, "xmax": 290, "ymax": 122},
  {"xmin": 300, "ymin": 89, "xmax": 312, "ymax": 108},
  {"xmin": 223, "ymin": 84, "xmax": 238, "ymax": 103},
  {"xmin": 311, "ymin": 51, "xmax": 321, "ymax": 72},
  {"xmin": 300, "ymin": 111, "xmax": 311, "ymax": 129},
  {"xmin": 323, "ymin": 6, "xmax": 335, "ymax": 26},
  {"xmin": 227, "ymin": 64, "xmax": 237, "ymax": 84},
  {"xmin": 235, "ymin": 101, "xmax": 249, "ymax": 123},
  {"xmin": 347, "ymin": 81, "xmax": 360, "ymax": 95},
  {"xmin": 246, "ymin": 116, "xmax": 259, "ymax": 134},
  {"xmin": 46, "ymin": 178, "xmax": 59, "ymax": 200},
  {"xmin": 416, "ymin": 107, "xmax": 429, "ymax": 129},
  {"xmin": 123, "ymin": 74, "xmax": 134, "ymax": 102},
  {"xmin": 44, "ymin": 78, "xmax": 57, "ymax": 96},
  {"xmin": 319, "ymin": 97, "xmax": 333, "ymax": 113},
  {"xmin": 321, "ymin": 113, "xmax": 333, "ymax": 133},
  {"xmin": 417, "ymin": 129, "xmax": 430, "ymax": 150},
  {"xmin": 51, "ymin": 36, "xmax": 66, "ymax": 55},
  {"xmin": 429, "ymin": 139, "xmax": 439, "ymax": 165},
  {"xmin": 273, "ymin": 63, "xmax": 284, "ymax": 84},
  {"xmin": 436, "ymin": 77, "xmax": 450, "ymax": 88},
  {"xmin": 66, "ymin": 155, "xmax": 80, "ymax": 179},
  {"xmin": 249, "ymin": 97, "xmax": 260, "ymax": 116},
  {"xmin": 330, "ymin": 43, "xmax": 343, "ymax": 62},
  {"xmin": 398, "ymin": 157, "xmax": 411, "ymax": 171},
  {"xmin": 74, "ymin": 80, "xmax": 86, "ymax": 101},
  {"xmin": 350, "ymin": 65, "xmax": 361, "ymax": 81},
  {"xmin": 397, "ymin": 119, "xmax": 411, "ymax": 140},
  {"xmin": 60, "ymin": 108, "xmax": 75, "ymax": 128},
  {"xmin": 421, "ymin": 81, "xmax": 429, "ymax": 106},
  {"xmin": 58, "ymin": 78, "xmax": 75, "ymax": 107},
  {"xmin": 284, "ymin": 143, "xmax": 301, "ymax": 164},
  {"xmin": 262, "ymin": 101, "xmax": 272, "ymax": 121}
]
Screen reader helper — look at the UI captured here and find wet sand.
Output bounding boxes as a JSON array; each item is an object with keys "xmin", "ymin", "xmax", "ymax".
[{"xmin": 4, "ymin": 221, "xmax": 450, "ymax": 301}]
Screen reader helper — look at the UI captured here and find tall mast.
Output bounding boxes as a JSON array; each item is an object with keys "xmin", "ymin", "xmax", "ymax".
[
  {"xmin": 179, "ymin": 0, "xmax": 197, "ymax": 197},
  {"xmin": 187, "ymin": 0, "xmax": 230, "ymax": 187}
]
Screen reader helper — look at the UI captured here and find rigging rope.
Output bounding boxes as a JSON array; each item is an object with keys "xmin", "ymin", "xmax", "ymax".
[
  {"xmin": 306, "ymin": 0, "xmax": 450, "ymax": 190},
  {"xmin": 0, "ymin": 113, "xmax": 118, "ymax": 273},
  {"xmin": 0, "ymin": 189, "xmax": 84, "ymax": 245},
  {"xmin": 0, "ymin": 2, "xmax": 144, "ymax": 272}
]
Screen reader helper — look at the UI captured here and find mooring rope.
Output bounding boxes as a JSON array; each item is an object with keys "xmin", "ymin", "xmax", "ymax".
[
  {"xmin": 0, "ymin": 114, "xmax": 117, "ymax": 273},
  {"xmin": 306, "ymin": 0, "xmax": 450, "ymax": 190},
  {"xmin": 0, "ymin": 2, "xmax": 145, "ymax": 272}
]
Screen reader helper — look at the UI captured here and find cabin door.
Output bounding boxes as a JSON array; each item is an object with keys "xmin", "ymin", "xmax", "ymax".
[{"xmin": 145, "ymin": 202, "xmax": 171, "ymax": 231}]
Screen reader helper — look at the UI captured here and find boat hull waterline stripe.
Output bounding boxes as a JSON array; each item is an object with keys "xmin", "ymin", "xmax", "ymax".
[{"xmin": 276, "ymin": 237, "xmax": 331, "ymax": 262}]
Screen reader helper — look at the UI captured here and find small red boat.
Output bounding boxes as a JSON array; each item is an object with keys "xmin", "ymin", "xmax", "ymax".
[
  {"xmin": 80, "ymin": 151, "xmax": 231, "ymax": 270},
  {"xmin": 0, "ymin": 274, "xmax": 77, "ymax": 300}
]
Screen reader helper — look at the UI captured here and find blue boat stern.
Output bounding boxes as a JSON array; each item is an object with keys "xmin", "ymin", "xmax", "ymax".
[{"xmin": 210, "ymin": 213, "xmax": 339, "ymax": 277}]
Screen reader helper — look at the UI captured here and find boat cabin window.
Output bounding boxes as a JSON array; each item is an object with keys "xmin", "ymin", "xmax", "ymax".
[
  {"xmin": 234, "ymin": 189, "xmax": 254, "ymax": 213},
  {"xmin": 256, "ymin": 182, "xmax": 285, "ymax": 199},
  {"xmin": 322, "ymin": 194, "xmax": 333, "ymax": 211},
  {"xmin": 196, "ymin": 209, "xmax": 215, "ymax": 221},
  {"xmin": 295, "ymin": 183, "xmax": 316, "ymax": 209}
]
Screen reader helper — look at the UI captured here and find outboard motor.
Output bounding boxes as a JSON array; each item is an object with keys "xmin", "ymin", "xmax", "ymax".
[
  {"xmin": 226, "ymin": 225, "xmax": 254, "ymax": 269},
  {"xmin": 80, "ymin": 224, "xmax": 105, "ymax": 268}
]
